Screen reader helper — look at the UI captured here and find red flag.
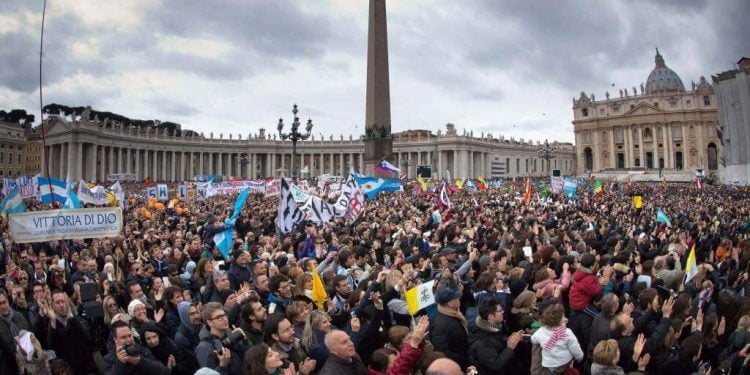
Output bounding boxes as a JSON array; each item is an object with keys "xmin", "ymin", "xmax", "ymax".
[{"xmin": 523, "ymin": 176, "xmax": 532, "ymax": 206}]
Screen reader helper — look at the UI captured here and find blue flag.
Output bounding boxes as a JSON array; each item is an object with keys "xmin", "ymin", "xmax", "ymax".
[
  {"xmin": 215, "ymin": 188, "xmax": 250, "ymax": 258},
  {"xmin": 0, "ymin": 188, "xmax": 25, "ymax": 214},
  {"xmin": 353, "ymin": 175, "xmax": 403, "ymax": 199},
  {"xmin": 563, "ymin": 177, "xmax": 577, "ymax": 198},
  {"xmin": 656, "ymin": 208, "xmax": 672, "ymax": 226},
  {"xmin": 63, "ymin": 184, "xmax": 82, "ymax": 209}
]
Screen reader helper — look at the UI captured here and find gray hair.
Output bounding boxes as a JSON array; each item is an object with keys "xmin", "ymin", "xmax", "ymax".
[
  {"xmin": 324, "ymin": 329, "xmax": 345, "ymax": 350},
  {"xmin": 212, "ymin": 270, "xmax": 227, "ymax": 284}
]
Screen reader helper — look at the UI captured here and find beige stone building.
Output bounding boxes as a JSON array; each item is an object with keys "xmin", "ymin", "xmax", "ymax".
[
  {"xmin": 22, "ymin": 127, "xmax": 42, "ymax": 176},
  {"xmin": 32, "ymin": 114, "xmax": 575, "ymax": 182},
  {"xmin": 573, "ymin": 49, "xmax": 720, "ymax": 178},
  {"xmin": 0, "ymin": 120, "xmax": 27, "ymax": 178}
]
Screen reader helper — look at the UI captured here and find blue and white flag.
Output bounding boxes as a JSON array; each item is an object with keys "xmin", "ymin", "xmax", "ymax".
[
  {"xmin": 157, "ymin": 184, "xmax": 169, "ymax": 200},
  {"xmin": 0, "ymin": 188, "xmax": 25, "ymax": 214},
  {"xmin": 63, "ymin": 184, "xmax": 82, "ymax": 209},
  {"xmin": 563, "ymin": 177, "xmax": 578, "ymax": 198},
  {"xmin": 38, "ymin": 177, "xmax": 67, "ymax": 204},
  {"xmin": 353, "ymin": 175, "xmax": 403, "ymax": 199},
  {"xmin": 213, "ymin": 228, "xmax": 234, "ymax": 259},
  {"xmin": 465, "ymin": 179, "xmax": 477, "ymax": 192},
  {"xmin": 2, "ymin": 179, "xmax": 17, "ymax": 195},
  {"xmin": 656, "ymin": 208, "xmax": 672, "ymax": 227}
]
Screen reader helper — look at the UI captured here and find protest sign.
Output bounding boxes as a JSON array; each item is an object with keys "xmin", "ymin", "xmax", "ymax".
[{"xmin": 9, "ymin": 207, "xmax": 123, "ymax": 242}]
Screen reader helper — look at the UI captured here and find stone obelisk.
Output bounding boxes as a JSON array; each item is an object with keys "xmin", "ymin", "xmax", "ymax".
[{"xmin": 363, "ymin": 0, "xmax": 393, "ymax": 176}]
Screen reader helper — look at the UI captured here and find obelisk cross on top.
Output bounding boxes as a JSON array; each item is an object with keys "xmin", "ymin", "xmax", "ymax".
[{"xmin": 363, "ymin": 0, "xmax": 394, "ymax": 177}]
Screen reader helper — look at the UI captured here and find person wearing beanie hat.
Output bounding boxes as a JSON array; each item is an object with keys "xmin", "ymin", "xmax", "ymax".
[
  {"xmin": 431, "ymin": 287, "xmax": 469, "ymax": 370},
  {"xmin": 228, "ymin": 248, "xmax": 251, "ymax": 290}
]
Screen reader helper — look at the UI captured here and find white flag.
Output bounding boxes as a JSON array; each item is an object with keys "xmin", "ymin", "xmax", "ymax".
[
  {"xmin": 301, "ymin": 195, "xmax": 344, "ymax": 225},
  {"xmin": 178, "ymin": 184, "xmax": 187, "ymax": 200},
  {"xmin": 276, "ymin": 178, "xmax": 304, "ymax": 235}
]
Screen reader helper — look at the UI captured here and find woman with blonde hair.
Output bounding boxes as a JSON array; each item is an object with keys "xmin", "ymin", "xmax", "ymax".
[{"xmin": 301, "ymin": 310, "xmax": 332, "ymax": 372}]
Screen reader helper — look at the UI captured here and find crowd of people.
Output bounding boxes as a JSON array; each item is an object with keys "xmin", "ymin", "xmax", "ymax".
[{"xmin": 1, "ymin": 177, "xmax": 750, "ymax": 375}]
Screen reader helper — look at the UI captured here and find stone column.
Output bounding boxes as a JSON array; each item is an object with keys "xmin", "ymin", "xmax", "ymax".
[
  {"xmin": 359, "ymin": 153, "xmax": 364, "ymax": 173},
  {"xmin": 221, "ymin": 153, "xmax": 227, "ymax": 177},
  {"xmin": 143, "ymin": 149, "xmax": 149, "ymax": 179},
  {"xmin": 637, "ymin": 127, "xmax": 645, "ymax": 168},
  {"xmin": 697, "ymin": 122, "xmax": 706, "ymax": 169},
  {"xmin": 161, "ymin": 151, "xmax": 167, "ymax": 181},
  {"xmin": 664, "ymin": 125, "xmax": 671, "ymax": 169},
  {"xmin": 87, "ymin": 144, "xmax": 96, "ymax": 181},
  {"xmin": 328, "ymin": 153, "xmax": 333, "ymax": 175},
  {"xmin": 106, "ymin": 146, "xmax": 114, "ymax": 178},
  {"xmin": 609, "ymin": 129, "xmax": 616, "ymax": 169},
  {"xmin": 153, "ymin": 151, "xmax": 158, "ymax": 181},
  {"xmin": 437, "ymin": 150, "xmax": 443, "ymax": 179},
  {"xmin": 134, "ymin": 149, "xmax": 140, "ymax": 180}
]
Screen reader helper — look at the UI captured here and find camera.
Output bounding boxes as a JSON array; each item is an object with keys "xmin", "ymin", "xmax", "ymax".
[
  {"xmin": 221, "ymin": 331, "xmax": 245, "ymax": 348},
  {"xmin": 124, "ymin": 343, "xmax": 141, "ymax": 357}
]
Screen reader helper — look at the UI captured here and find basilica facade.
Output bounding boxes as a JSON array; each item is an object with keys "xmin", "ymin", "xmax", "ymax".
[{"xmin": 573, "ymin": 49, "xmax": 720, "ymax": 177}]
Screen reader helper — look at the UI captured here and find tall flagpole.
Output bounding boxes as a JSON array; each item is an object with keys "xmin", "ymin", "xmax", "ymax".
[{"xmin": 39, "ymin": 0, "xmax": 53, "ymax": 191}]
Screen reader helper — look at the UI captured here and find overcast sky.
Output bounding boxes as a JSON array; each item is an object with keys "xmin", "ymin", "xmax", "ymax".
[{"xmin": 1, "ymin": 0, "xmax": 747, "ymax": 143}]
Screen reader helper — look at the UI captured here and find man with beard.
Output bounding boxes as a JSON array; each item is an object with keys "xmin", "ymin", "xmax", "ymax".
[
  {"xmin": 239, "ymin": 295, "xmax": 267, "ymax": 345},
  {"xmin": 174, "ymin": 301, "xmax": 203, "ymax": 371},
  {"xmin": 10, "ymin": 285, "xmax": 35, "ymax": 327},
  {"xmin": 263, "ymin": 314, "xmax": 316, "ymax": 374}
]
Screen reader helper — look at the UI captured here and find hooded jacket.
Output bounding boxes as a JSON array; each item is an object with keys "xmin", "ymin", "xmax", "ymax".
[
  {"xmin": 174, "ymin": 301, "xmax": 201, "ymax": 353},
  {"xmin": 569, "ymin": 268, "xmax": 603, "ymax": 310},
  {"xmin": 468, "ymin": 317, "xmax": 516, "ymax": 374}
]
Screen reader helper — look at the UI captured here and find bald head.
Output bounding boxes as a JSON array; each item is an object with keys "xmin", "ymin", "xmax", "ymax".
[{"xmin": 426, "ymin": 358, "xmax": 462, "ymax": 375}]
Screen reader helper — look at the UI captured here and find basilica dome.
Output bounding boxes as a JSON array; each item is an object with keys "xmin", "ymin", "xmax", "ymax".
[{"xmin": 645, "ymin": 48, "xmax": 685, "ymax": 95}]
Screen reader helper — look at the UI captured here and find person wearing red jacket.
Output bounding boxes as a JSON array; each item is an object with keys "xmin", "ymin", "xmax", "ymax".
[
  {"xmin": 367, "ymin": 316, "xmax": 429, "ymax": 375},
  {"xmin": 567, "ymin": 253, "xmax": 613, "ymax": 356}
]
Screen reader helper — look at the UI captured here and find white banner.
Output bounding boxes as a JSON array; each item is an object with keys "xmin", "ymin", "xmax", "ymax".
[
  {"xmin": 107, "ymin": 173, "xmax": 138, "ymax": 181},
  {"xmin": 2, "ymin": 178, "xmax": 17, "ymax": 195},
  {"xmin": 551, "ymin": 176, "xmax": 564, "ymax": 194},
  {"xmin": 178, "ymin": 184, "xmax": 187, "ymax": 200},
  {"xmin": 333, "ymin": 174, "xmax": 365, "ymax": 221},
  {"xmin": 301, "ymin": 195, "xmax": 345, "ymax": 225},
  {"xmin": 9, "ymin": 207, "xmax": 123, "ymax": 242},
  {"xmin": 16, "ymin": 176, "xmax": 38, "ymax": 198},
  {"xmin": 264, "ymin": 179, "xmax": 280, "ymax": 198},
  {"xmin": 146, "ymin": 187, "xmax": 157, "ymax": 198},
  {"xmin": 78, "ymin": 180, "xmax": 109, "ymax": 205}
]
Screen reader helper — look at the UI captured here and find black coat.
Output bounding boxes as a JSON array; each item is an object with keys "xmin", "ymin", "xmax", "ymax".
[
  {"xmin": 430, "ymin": 309, "xmax": 469, "ymax": 369},
  {"xmin": 468, "ymin": 323, "xmax": 516, "ymax": 375},
  {"xmin": 318, "ymin": 354, "xmax": 367, "ymax": 375},
  {"xmin": 43, "ymin": 315, "xmax": 96, "ymax": 375},
  {"xmin": 103, "ymin": 344, "xmax": 171, "ymax": 375},
  {"xmin": 0, "ymin": 311, "xmax": 30, "ymax": 375}
]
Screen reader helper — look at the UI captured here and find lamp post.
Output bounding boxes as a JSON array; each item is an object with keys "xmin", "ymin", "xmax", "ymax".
[
  {"xmin": 238, "ymin": 153, "xmax": 255, "ymax": 179},
  {"xmin": 537, "ymin": 139, "xmax": 557, "ymax": 176},
  {"xmin": 401, "ymin": 156, "xmax": 413, "ymax": 178},
  {"xmin": 278, "ymin": 104, "xmax": 313, "ymax": 181}
]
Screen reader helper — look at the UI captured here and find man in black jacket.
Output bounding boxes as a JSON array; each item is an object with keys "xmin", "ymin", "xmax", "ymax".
[
  {"xmin": 37, "ymin": 290, "xmax": 96, "ymax": 375},
  {"xmin": 612, "ymin": 295, "xmax": 674, "ymax": 372},
  {"xmin": 105, "ymin": 320, "xmax": 170, "ymax": 374},
  {"xmin": 431, "ymin": 288, "xmax": 469, "ymax": 370},
  {"xmin": 468, "ymin": 297, "xmax": 523, "ymax": 374},
  {"xmin": 228, "ymin": 248, "xmax": 252, "ymax": 290}
]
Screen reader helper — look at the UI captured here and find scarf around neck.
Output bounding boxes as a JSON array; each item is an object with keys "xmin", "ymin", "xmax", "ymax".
[
  {"xmin": 543, "ymin": 324, "xmax": 568, "ymax": 351},
  {"xmin": 438, "ymin": 304, "xmax": 468, "ymax": 333},
  {"xmin": 0, "ymin": 310, "xmax": 19, "ymax": 337}
]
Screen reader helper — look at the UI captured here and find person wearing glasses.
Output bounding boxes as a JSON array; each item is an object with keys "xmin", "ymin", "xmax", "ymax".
[{"xmin": 195, "ymin": 301, "xmax": 250, "ymax": 374}]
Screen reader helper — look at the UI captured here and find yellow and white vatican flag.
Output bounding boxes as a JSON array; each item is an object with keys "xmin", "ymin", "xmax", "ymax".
[
  {"xmin": 404, "ymin": 280, "xmax": 436, "ymax": 315},
  {"xmin": 684, "ymin": 245, "xmax": 698, "ymax": 284}
]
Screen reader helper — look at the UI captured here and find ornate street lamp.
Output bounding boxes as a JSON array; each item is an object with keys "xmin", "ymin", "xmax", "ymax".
[
  {"xmin": 537, "ymin": 139, "xmax": 557, "ymax": 175},
  {"xmin": 277, "ymin": 104, "xmax": 313, "ymax": 181},
  {"xmin": 238, "ymin": 153, "xmax": 256, "ymax": 179}
]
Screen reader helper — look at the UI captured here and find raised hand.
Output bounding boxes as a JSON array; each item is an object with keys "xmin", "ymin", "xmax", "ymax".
[
  {"xmin": 351, "ymin": 317, "xmax": 361, "ymax": 332},
  {"xmin": 410, "ymin": 316, "xmax": 430, "ymax": 348},
  {"xmin": 298, "ymin": 358, "xmax": 315, "ymax": 375},
  {"xmin": 632, "ymin": 333, "xmax": 646, "ymax": 361},
  {"xmin": 661, "ymin": 296, "xmax": 675, "ymax": 319}
]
